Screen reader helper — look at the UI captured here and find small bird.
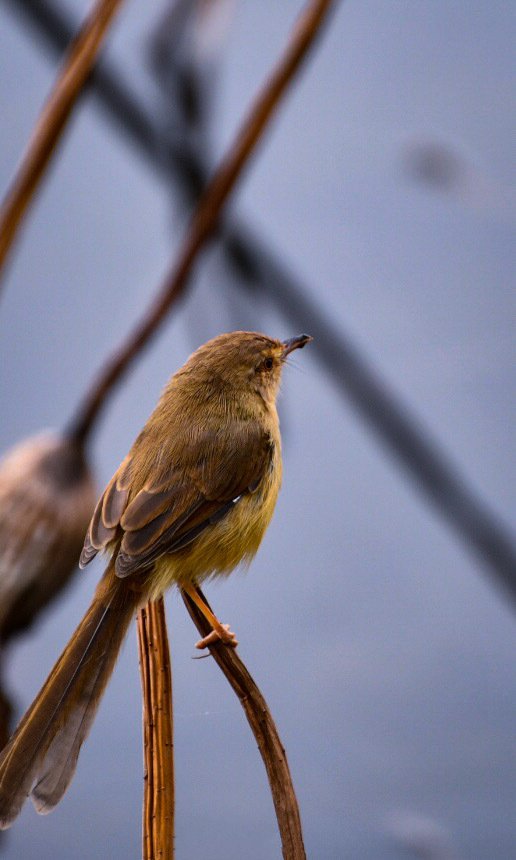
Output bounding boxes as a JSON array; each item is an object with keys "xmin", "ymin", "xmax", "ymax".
[{"xmin": 0, "ymin": 330, "xmax": 311, "ymax": 828}]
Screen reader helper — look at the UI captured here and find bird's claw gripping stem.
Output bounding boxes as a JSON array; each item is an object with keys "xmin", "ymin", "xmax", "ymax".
[{"xmin": 195, "ymin": 623, "xmax": 238, "ymax": 650}]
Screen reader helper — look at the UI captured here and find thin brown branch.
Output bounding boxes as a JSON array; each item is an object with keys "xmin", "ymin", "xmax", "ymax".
[
  {"xmin": 67, "ymin": 0, "xmax": 335, "ymax": 444},
  {"xmin": 137, "ymin": 598, "xmax": 175, "ymax": 860},
  {"xmin": 181, "ymin": 587, "xmax": 306, "ymax": 860},
  {"xmin": 0, "ymin": 0, "xmax": 124, "ymax": 279}
]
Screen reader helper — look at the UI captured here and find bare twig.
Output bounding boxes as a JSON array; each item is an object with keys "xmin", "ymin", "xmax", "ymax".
[
  {"xmin": 4, "ymin": 0, "xmax": 161, "ymax": 163},
  {"xmin": 10, "ymin": 0, "xmax": 515, "ymax": 595},
  {"xmin": 137, "ymin": 598, "xmax": 175, "ymax": 860},
  {"xmin": 181, "ymin": 587, "xmax": 306, "ymax": 860},
  {"xmin": 66, "ymin": 0, "xmax": 334, "ymax": 444},
  {"xmin": 0, "ymin": 0, "xmax": 124, "ymax": 279}
]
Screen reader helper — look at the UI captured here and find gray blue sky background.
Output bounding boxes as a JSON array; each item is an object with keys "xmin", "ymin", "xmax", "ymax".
[{"xmin": 0, "ymin": 2, "xmax": 514, "ymax": 858}]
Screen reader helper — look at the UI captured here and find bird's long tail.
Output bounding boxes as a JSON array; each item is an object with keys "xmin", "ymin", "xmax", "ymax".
[{"xmin": 0, "ymin": 561, "xmax": 138, "ymax": 828}]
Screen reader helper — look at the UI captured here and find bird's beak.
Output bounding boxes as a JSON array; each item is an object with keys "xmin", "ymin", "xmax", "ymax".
[{"xmin": 281, "ymin": 334, "xmax": 313, "ymax": 359}]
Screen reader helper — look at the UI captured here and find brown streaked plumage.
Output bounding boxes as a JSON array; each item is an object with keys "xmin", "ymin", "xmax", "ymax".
[{"xmin": 0, "ymin": 330, "xmax": 311, "ymax": 828}]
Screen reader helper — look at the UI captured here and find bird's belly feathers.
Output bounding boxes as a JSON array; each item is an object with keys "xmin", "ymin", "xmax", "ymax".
[{"xmin": 149, "ymin": 454, "xmax": 282, "ymax": 598}]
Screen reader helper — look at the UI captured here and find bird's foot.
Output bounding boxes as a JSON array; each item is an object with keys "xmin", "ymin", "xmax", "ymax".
[{"xmin": 195, "ymin": 623, "xmax": 238, "ymax": 650}]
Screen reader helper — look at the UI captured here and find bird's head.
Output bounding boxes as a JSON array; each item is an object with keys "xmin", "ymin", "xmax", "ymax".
[{"xmin": 183, "ymin": 331, "xmax": 312, "ymax": 406}]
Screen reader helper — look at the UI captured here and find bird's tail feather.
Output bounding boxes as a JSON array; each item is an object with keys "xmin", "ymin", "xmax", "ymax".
[{"xmin": 0, "ymin": 563, "xmax": 137, "ymax": 828}]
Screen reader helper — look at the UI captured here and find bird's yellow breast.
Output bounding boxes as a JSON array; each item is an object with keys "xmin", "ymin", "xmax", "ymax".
[{"xmin": 149, "ymin": 439, "xmax": 282, "ymax": 599}]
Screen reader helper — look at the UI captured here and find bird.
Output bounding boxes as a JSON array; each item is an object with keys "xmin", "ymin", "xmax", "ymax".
[{"xmin": 0, "ymin": 330, "xmax": 311, "ymax": 828}]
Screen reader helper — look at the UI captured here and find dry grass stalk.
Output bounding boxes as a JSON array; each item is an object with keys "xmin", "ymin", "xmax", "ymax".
[
  {"xmin": 182, "ymin": 587, "xmax": 306, "ymax": 860},
  {"xmin": 0, "ymin": 0, "xmax": 125, "ymax": 278},
  {"xmin": 137, "ymin": 598, "xmax": 174, "ymax": 860}
]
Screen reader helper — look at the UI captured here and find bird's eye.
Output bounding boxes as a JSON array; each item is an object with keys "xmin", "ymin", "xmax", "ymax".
[{"xmin": 255, "ymin": 356, "xmax": 274, "ymax": 374}]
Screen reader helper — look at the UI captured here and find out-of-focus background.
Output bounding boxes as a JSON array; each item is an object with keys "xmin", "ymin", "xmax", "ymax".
[{"xmin": 0, "ymin": 1, "xmax": 514, "ymax": 857}]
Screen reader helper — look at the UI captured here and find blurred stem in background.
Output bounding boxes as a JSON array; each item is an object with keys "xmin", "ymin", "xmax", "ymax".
[
  {"xmin": 0, "ymin": 0, "xmax": 125, "ymax": 279},
  {"xmin": 4, "ymin": 0, "xmax": 515, "ymax": 599}
]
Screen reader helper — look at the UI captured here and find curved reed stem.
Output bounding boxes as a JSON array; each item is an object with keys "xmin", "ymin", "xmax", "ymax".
[{"xmin": 0, "ymin": 0, "xmax": 125, "ymax": 280}]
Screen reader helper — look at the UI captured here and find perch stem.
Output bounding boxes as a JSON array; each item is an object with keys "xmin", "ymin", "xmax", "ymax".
[
  {"xmin": 181, "ymin": 587, "xmax": 306, "ymax": 860},
  {"xmin": 137, "ymin": 598, "xmax": 174, "ymax": 860}
]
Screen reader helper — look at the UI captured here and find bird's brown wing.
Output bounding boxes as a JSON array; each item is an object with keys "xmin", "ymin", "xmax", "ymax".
[
  {"xmin": 79, "ymin": 455, "xmax": 133, "ymax": 568},
  {"xmin": 79, "ymin": 423, "xmax": 274, "ymax": 577}
]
